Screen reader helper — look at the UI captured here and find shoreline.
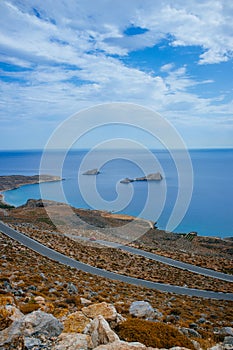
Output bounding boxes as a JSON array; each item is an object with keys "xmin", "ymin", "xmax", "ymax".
[{"xmin": 0, "ymin": 174, "xmax": 62, "ymax": 207}]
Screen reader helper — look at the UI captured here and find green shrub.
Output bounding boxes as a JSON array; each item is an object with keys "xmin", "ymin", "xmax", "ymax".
[{"xmin": 116, "ymin": 318, "xmax": 195, "ymax": 349}]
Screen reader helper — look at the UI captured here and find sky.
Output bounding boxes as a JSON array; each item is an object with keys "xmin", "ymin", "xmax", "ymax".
[{"xmin": 0, "ymin": 0, "xmax": 233, "ymax": 149}]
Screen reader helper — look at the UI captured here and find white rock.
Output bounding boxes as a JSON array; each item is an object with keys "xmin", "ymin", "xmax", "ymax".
[
  {"xmin": 53, "ymin": 333, "xmax": 93, "ymax": 350},
  {"xmin": 129, "ymin": 301, "xmax": 155, "ymax": 319},
  {"xmin": 0, "ymin": 311, "xmax": 63, "ymax": 347},
  {"xmin": 94, "ymin": 340, "xmax": 147, "ymax": 349},
  {"xmin": 82, "ymin": 302, "xmax": 117, "ymax": 321},
  {"xmin": 85, "ymin": 315, "xmax": 119, "ymax": 348}
]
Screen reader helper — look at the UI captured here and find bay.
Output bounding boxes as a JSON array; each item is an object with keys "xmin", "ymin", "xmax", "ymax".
[{"xmin": 0, "ymin": 149, "xmax": 232, "ymax": 238}]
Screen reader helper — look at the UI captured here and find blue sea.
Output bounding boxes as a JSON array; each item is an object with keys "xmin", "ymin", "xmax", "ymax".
[{"xmin": 0, "ymin": 149, "xmax": 232, "ymax": 238}]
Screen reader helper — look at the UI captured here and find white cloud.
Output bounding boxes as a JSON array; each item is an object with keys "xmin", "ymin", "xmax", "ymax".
[
  {"xmin": 0, "ymin": 0, "xmax": 233, "ymax": 149},
  {"xmin": 1, "ymin": 0, "xmax": 232, "ymax": 65}
]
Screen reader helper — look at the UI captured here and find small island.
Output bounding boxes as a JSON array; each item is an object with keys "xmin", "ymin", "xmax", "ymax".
[
  {"xmin": 120, "ymin": 172, "xmax": 163, "ymax": 184},
  {"xmin": 82, "ymin": 168, "xmax": 100, "ymax": 175}
]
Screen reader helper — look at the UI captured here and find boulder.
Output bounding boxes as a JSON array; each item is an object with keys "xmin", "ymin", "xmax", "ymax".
[
  {"xmin": 24, "ymin": 337, "xmax": 42, "ymax": 349},
  {"xmin": 34, "ymin": 296, "xmax": 45, "ymax": 305},
  {"xmin": 85, "ymin": 315, "xmax": 119, "ymax": 348},
  {"xmin": 0, "ymin": 311, "xmax": 63, "ymax": 347},
  {"xmin": 129, "ymin": 301, "xmax": 157, "ymax": 319},
  {"xmin": 80, "ymin": 297, "xmax": 92, "ymax": 306},
  {"xmin": 52, "ymin": 333, "xmax": 93, "ymax": 350},
  {"xmin": 63, "ymin": 311, "xmax": 91, "ymax": 333},
  {"xmin": 224, "ymin": 336, "xmax": 233, "ymax": 348},
  {"xmin": 220, "ymin": 327, "xmax": 233, "ymax": 337},
  {"xmin": 82, "ymin": 302, "xmax": 117, "ymax": 321},
  {"xmin": 4, "ymin": 305, "xmax": 24, "ymax": 322},
  {"xmin": 208, "ymin": 345, "xmax": 224, "ymax": 350},
  {"xmin": 180, "ymin": 327, "xmax": 201, "ymax": 338}
]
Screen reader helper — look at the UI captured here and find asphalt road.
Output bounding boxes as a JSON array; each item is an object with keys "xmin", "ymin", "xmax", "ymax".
[
  {"xmin": 72, "ymin": 237, "xmax": 233, "ymax": 282},
  {"xmin": 0, "ymin": 221, "xmax": 233, "ymax": 301}
]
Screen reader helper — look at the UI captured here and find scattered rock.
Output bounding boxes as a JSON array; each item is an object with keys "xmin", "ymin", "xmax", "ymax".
[
  {"xmin": 27, "ymin": 285, "xmax": 37, "ymax": 291},
  {"xmin": 191, "ymin": 339, "xmax": 201, "ymax": 350},
  {"xmin": 224, "ymin": 336, "xmax": 233, "ymax": 348},
  {"xmin": 24, "ymin": 336, "xmax": 42, "ymax": 349},
  {"xmin": 220, "ymin": 327, "xmax": 233, "ymax": 337},
  {"xmin": 129, "ymin": 301, "xmax": 158, "ymax": 319},
  {"xmin": 34, "ymin": 296, "xmax": 45, "ymax": 305},
  {"xmin": 53, "ymin": 333, "xmax": 93, "ymax": 350},
  {"xmin": 66, "ymin": 282, "xmax": 78, "ymax": 294},
  {"xmin": 94, "ymin": 340, "xmax": 147, "ymax": 349},
  {"xmin": 4, "ymin": 305, "xmax": 24, "ymax": 322},
  {"xmin": 85, "ymin": 315, "xmax": 119, "ymax": 348},
  {"xmin": 80, "ymin": 297, "xmax": 92, "ymax": 306},
  {"xmin": 180, "ymin": 327, "xmax": 201, "ymax": 338},
  {"xmin": 0, "ymin": 311, "xmax": 63, "ymax": 347},
  {"xmin": 63, "ymin": 311, "xmax": 91, "ymax": 333},
  {"xmin": 189, "ymin": 323, "xmax": 198, "ymax": 330},
  {"xmin": 208, "ymin": 345, "xmax": 224, "ymax": 350},
  {"xmin": 82, "ymin": 302, "xmax": 117, "ymax": 321}
]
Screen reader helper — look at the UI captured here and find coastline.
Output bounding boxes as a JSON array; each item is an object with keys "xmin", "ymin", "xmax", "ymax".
[
  {"xmin": 0, "ymin": 175, "xmax": 62, "ymax": 207},
  {"xmin": 1, "ymin": 174, "xmax": 232, "ymax": 240}
]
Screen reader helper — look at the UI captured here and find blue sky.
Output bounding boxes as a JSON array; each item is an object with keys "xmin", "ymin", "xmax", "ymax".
[{"xmin": 0, "ymin": 0, "xmax": 232, "ymax": 149}]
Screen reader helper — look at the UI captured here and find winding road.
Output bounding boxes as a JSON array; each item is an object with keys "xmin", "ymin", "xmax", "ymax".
[{"xmin": 0, "ymin": 221, "xmax": 232, "ymax": 301}]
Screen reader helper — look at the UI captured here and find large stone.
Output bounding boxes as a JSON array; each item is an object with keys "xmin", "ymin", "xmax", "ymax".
[
  {"xmin": 85, "ymin": 315, "xmax": 119, "ymax": 348},
  {"xmin": 94, "ymin": 340, "xmax": 147, "ymax": 349},
  {"xmin": 63, "ymin": 311, "xmax": 91, "ymax": 333},
  {"xmin": 180, "ymin": 327, "xmax": 201, "ymax": 338},
  {"xmin": 220, "ymin": 327, "xmax": 233, "ymax": 337},
  {"xmin": 24, "ymin": 337, "xmax": 42, "ymax": 349},
  {"xmin": 0, "ymin": 311, "xmax": 63, "ymax": 347},
  {"xmin": 224, "ymin": 336, "xmax": 233, "ymax": 348},
  {"xmin": 129, "ymin": 301, "xmax": 156, "ymax": 319},
  {"xmin": 82, "ymin": 302, "xmax": 117, "ymax": 321},
  {"xmin": 4, "ymin": 305, "xmax": 24, "ymax": 322},
  {"xmin": 52, "ymin": 333, "xmax": 93, "ymax": 350},
  {"xmin": 208, "ymin": 345, "xmax": 224, "ymax": 350},
  {"xmin": 80, "ymin": 297, "xmax": 92, "ymax": 306}
]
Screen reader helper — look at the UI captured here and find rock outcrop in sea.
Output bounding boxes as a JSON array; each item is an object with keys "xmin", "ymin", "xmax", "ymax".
[
  {"xmin": 120, "ymin": 172, "xmax": 163, "ymax": 184},
  {"xmin": 82, "ymin": 169, "xmax": 100, "ymax": 175}
]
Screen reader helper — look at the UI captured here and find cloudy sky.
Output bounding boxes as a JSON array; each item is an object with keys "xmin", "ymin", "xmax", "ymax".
[{"xmin": 0, "ymin": 0, "xmax": 232, "ymax": 149}]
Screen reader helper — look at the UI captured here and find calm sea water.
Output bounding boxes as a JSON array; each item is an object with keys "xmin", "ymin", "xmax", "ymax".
[{"xmin": 0, "ymin": 149, "xmax": 232, "ymax": 238}]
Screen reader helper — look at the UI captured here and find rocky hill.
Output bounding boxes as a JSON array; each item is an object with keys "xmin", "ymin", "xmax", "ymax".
[{"xmin": 0, "ymin": 199, "xmax": 232, "ymax": 349}]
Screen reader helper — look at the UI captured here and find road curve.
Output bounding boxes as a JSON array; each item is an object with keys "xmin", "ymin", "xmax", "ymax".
[
  {"xmin": 71, "ymin": 237, "xmax": 233, "ymax": 283},
  {"xmin": 0, "ymin": 221, "xmax": 233, "ymax": 301},
  {"xmin": 112, "ymin": 243, "xmax": 233, "ymax": 283}
]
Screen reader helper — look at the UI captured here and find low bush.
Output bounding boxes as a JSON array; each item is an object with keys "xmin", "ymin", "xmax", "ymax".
[{"xmin": 116, "ymin": 318, "xmax": 195, "ymax": 349}]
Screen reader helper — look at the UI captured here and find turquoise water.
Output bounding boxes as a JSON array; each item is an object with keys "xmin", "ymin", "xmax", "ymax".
[{"xmin": 1, "ymin": 149, "xmax": 233, "ymax": 238}]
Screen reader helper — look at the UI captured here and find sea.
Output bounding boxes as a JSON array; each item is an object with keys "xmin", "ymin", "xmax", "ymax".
[{"xmin": 0, "ymin": 148, "xmax": 232, "ymax": 238}]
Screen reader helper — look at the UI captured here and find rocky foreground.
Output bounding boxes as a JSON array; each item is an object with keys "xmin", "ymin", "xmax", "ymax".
[{"xmin": 0, "ymin": 199, "xmax": 232, "ymax": 349}]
